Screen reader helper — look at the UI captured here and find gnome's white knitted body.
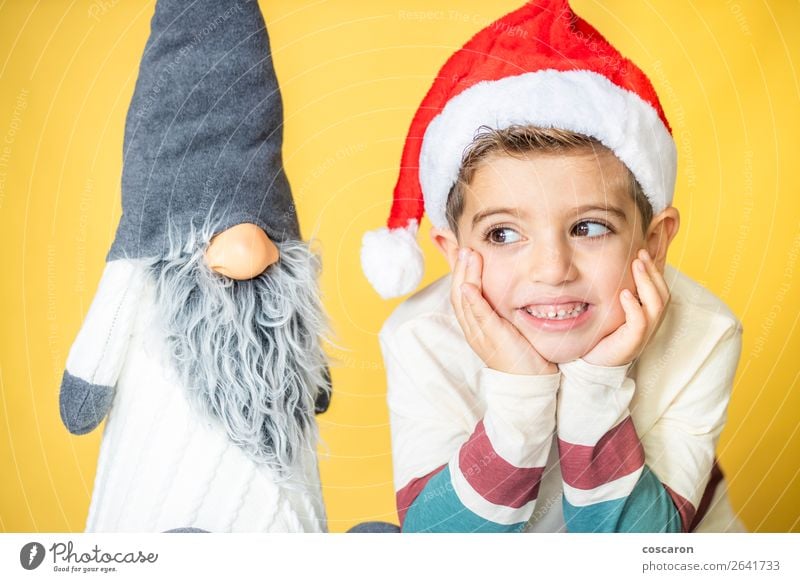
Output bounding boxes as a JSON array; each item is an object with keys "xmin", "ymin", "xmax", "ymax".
[{"xmin": 83, "ymin": 260, "xmax": 326, "ymax": 533}]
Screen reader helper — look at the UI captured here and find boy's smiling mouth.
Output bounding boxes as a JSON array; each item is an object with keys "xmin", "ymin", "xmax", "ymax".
[
  {"xmin": 516, "ymin": 297, "xmax": 593, "ymax": 330},
  {"xmin": 523, "ymin": 301, "xmax": 588, "ymax": 320}
]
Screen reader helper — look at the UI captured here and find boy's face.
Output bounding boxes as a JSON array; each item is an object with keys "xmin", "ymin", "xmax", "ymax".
[{"xmin": 450, "ymin": 150, "xmax": 648, "ymax": 364}]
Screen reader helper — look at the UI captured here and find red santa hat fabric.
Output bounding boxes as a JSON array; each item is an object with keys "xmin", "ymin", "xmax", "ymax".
[{"xmin": 361, "ymin": 0, "xmax": 676, "ymax": 299}]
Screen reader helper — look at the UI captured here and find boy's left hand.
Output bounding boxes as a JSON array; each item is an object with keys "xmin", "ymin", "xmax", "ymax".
[{"xmin": 582, "ymin": 249, "xmax": 670, "ymax": 367}]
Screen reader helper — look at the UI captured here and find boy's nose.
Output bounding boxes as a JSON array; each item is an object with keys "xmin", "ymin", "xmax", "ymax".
[{"xmin": 527, "ymin": 240, "xmax": 577, "ymax": 286}]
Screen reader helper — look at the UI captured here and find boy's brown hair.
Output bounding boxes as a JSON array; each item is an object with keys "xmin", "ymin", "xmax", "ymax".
[{"xmin": 445, "ymin": 125, "xmax": 653, "ymax": 235}]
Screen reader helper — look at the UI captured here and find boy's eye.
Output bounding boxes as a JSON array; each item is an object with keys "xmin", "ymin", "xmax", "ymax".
[
  {"xmin": 572, "ymin": 221, "xmax": 611, "ymax": 238},
  {"xmin": 486, "ymin": 227, "xmax": 522, "ymax": 245}
]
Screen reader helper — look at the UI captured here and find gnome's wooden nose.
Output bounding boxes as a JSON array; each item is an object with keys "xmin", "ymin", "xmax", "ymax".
[{"xmin": 204, "ymin": 223, "xmax": 279, "ymax": 280}]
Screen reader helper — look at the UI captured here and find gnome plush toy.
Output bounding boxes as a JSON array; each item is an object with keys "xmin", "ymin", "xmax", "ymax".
[{"xmin": 59, "ymin": 0, "xmax": 331, "ymax": 532}]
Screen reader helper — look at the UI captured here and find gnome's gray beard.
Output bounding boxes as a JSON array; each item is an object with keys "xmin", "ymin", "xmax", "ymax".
[{"xmin": 145, "ymin": 228, "xmax": 329, "ymax": 477}]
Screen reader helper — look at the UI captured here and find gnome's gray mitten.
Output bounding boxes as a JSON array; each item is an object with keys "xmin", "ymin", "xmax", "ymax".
[{"xmin": 59, "ymin": 373, "xmax": 114, "ymax": 435}]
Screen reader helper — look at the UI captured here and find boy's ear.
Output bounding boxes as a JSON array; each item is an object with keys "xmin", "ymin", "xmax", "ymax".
[
  {"xmin": 430, "ymin": 227, "xmax": 460, "ymax": 269},
  {"xmin": 644, "ymin": 206, "xmax": 680, "ymax": 271}
]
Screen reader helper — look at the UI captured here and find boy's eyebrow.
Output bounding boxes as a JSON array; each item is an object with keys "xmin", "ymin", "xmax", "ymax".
[
  {"xmin": 471, "ymin": 204, "xmax": 628, "ymax": 227},
  {"xmin": 573, "ymin": 204, "xmax": 628, "ymax": 222},
  {"xmin": 471, "ymin": 207, "xmax": 523, "ymax": 228}
]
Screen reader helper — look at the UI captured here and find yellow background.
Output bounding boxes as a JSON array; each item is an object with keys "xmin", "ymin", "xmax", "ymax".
[{"xmin": 1, "ymin": 0, "xmax": 798, "ymax": 533}]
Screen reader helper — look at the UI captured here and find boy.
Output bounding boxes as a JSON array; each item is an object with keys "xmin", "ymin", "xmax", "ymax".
[{"xmin": 361, "ymin": 1, "xmax": 743, "ymax": 532}]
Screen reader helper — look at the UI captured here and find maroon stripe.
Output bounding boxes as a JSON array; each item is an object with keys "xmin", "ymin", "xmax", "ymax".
[
  {"xmin": 689, "ymin": 460, "xmax": 724, "ymax": 532},
  {"xmin": 396, "ymin": 464, "xmax": 446, "ymax": 527},
  {"xmin": 458, "ymin": 420, "xmax": 543, "ymax": 508},
  {"xmin": 663, "ymin": 483, "xmax": 697, "ymax": 533},
  {"xmin": 558, "ymin": 416, "xmax": 645, "ymax": 490}
]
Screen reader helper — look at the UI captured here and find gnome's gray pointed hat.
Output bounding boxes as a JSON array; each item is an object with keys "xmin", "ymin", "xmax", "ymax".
[{"xmin": 107, "ymin": 0, "xmax": 298, "ymax": 261}]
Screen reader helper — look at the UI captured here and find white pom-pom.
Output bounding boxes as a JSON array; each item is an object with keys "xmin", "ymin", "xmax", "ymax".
[{"xmin": 361, "ymin": 221, "xmax": 423, "ymax": 299}]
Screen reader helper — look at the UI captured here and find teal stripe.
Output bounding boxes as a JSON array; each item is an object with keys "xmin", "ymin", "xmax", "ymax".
[
  {"xmin": 563, "ymin": 465, "xmax": 682, "ymax": 532},
  {"xmin": 403, "ymin": 466, "xmax": 527, "ymax": 533}
]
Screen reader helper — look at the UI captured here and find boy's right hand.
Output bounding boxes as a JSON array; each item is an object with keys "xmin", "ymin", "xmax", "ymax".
[{"xmin": 451, "ymin": 248, "xmax": 557, "ymax": 376}]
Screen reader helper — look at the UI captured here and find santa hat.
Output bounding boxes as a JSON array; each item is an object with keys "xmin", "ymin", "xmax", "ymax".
[{"xmin": 361, "ymin": 0, "xmax": 676, "ymax": 299}]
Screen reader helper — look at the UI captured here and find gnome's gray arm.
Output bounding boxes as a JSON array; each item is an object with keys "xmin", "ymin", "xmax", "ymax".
[{"xmin": 59, "ymin": 261, "xmax": 144, "ymax": 434}]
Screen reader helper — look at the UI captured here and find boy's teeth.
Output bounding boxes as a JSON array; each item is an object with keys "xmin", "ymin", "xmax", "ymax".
[{"xmin": 525, "ymin": 302, "xmax": 588, "ymax": 320}]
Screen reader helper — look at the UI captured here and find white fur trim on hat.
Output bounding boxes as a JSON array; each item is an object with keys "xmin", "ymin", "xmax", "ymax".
[
  {"xmin": 361, "ymin": 220, "xmax": 423, "ymax": 299},
  {"xmin": 419, "ymin": 69, "xmax": 677, "ymax": 229}
]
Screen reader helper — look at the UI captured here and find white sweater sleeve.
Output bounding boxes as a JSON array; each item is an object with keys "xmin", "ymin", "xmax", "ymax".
[{"xmin": 382, "ymin": 313, "xmax": 559, "ymax": 529}]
